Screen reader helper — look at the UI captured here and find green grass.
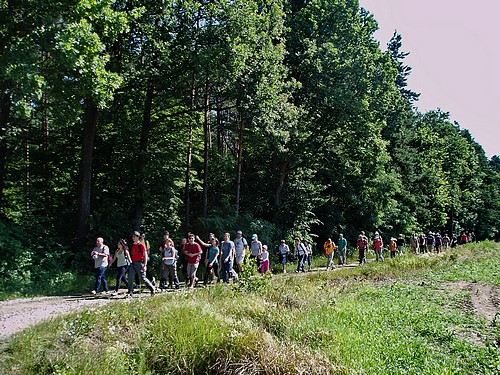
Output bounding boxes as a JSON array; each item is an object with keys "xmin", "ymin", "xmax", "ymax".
[{"xmin": 2, "ymin": 243, "xmax": 499, "ymax": 374}]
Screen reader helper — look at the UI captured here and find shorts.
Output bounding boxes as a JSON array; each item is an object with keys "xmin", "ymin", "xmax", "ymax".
[
  {"xmin": 235, "ymin": 250, "xmax": 245, "ymax": 265},
  {"xmin": 187, "ymin": 263, "xmax": 199, "ymax": 278},
  {"xmin": 279, "ymin": 253, "xmax": 287, "ymax": 265}
]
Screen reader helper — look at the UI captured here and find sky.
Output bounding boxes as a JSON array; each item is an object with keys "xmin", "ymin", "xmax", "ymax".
[{"xmin": 358, "ymin": 0, "xmax": 500, "ymax": 158}]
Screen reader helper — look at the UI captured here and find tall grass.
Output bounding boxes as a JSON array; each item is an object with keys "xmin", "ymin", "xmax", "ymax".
[{"xmin": 2, "ymin": 243, "xmax": 499, "ymax": 374}]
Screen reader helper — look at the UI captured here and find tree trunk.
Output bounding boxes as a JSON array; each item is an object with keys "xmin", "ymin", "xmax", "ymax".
[
  {"xmin": 274, "ymin": 159, "xmax": 290, "ymax": 207},
  {"xmin": 41, "ymin": 91, "xmax": 50, "ymax": 187},
  {"xmin": 0, "ymin": 89, "xmax": 11, "ymax": 219},
  {"xmin": 184, "ymin": 74, "xmax": 197, "ymax": 231},
  {"xmin": 25, "ymin": 114, "xmax": 31, "ymax": 212},
  {"xmin": 184, "ymin": 122, "xmax": 193, "ymax": 231},
  {"xmin": 216, "ymin": 99, "xmax": 223, "ymax": 155},
  {"xmin": 202, "ymin": 81, "xmax": 210, "ymax": 217},
  {"xmin": 133, "ymin": 88, "xmax": 154, "ymax": 231},
  {"xmin": 74, "ymin": 98, "xmax": 98, "ymax": 250},
  {"xmin": 235, "ymin": 114, "xmax": 244, "ymax": 216}
]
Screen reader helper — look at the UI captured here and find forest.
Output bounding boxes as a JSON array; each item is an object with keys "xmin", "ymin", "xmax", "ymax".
[{"xmin": 1, "ymin": 0, "xmax": 499, "ymax": 289}]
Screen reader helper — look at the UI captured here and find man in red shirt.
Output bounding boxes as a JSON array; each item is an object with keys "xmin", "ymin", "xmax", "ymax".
[
  {"xmin": 184, "ymin": 233, "xmax": 203, "ymax": 288},
  {"xmin": 128, "ymin": 231, "xmax": 155, "ymax": 296}
]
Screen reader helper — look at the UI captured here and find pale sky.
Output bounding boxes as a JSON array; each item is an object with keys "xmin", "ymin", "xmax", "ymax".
[{"xmin": 359, "ymin": 0, "xmax": 500, "ymax": 158}]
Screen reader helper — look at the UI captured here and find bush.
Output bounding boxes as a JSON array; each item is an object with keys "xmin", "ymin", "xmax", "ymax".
[{"xmin": 0, "ymin": 220, "xmax": 83, "ymax": 298}]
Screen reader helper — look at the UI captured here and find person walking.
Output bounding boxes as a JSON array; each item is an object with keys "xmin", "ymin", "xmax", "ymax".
[
  {"xmin": 304, "ymin": 239, "xmax": 313, "ymax": 271},
  {"xmin": 139, "ymin": 233, "xmax": 156, "ymax": 287},
  {"xmin": 220, "ymin": 233, "xmax": 235, "ymax": 284},
  {"xmin": 396, "ymin": 234, "xmax": 405, "ymax": 256},
  {"xmin": 128, "ymin": 231, "xmax": 156, "ymax": 297},
  {"xmin": 91, "ymin": 237, "xmax": 110, "ymax": 295},
  {"xmin": 203, "ymin": 237, "xmax": 220, "ymax": 285},
  {"xmin": 419, "ymin": 234, "xmax": 426, "ymax": 254},
  {"xmin": 410, "ymin": 234, "xmax": 419, "ymax": 254},
  {"xmin": 159, "ymin": 231, "xmax": 175, "ymax": 289},
  {"xmin": 442, "ymin": 233, "xmax": 451, "ymax": 251},
  {"xmin": 294, "ymin": 237, "xmax": 307, "ymax": 272},
  {"xmin": 110, "ymin": 239, "xmax": 131, "ymax": 296},
  {"xmin": 234, "ymin": 230, "xmax": 248, "ymax": 273},
  {"xmin": 249, "ymin": 234, "xmax": 263, "ymax": 271},
  {"xmin": 160, "ymin": 239, "xmax": 180, "ymax": 289},
  {"xmin": 323, "ymin": 238, "xmax": 336, "ymax": 270},
  {"xmin": 460, "ymin": 232, "xmax": 468, "ymax": 245},
  {"xmin": 426, "ymin": 232, "xmax": 435, "ymax": 254},
  {"xmin": 259, "ymin": 245, "xmax": 270, "ymax": 275},
  {"xmin": 278, "ymin": 239, "xmax": 290, "ymax": 273},
  {"xmin": 434, "ymin": 232, "xmax": 443, "ymax": 254},
  {"xmin": 389, "ymin": 238, "xmax": 397, "ymax": 258},
  {"xmin": 338, "ymin": 234, "xmax": 347, "ymax": 266},
  {"xmin": 373, "ymin": 232, "xmax": 384, "ymax": 261},
  {"xmin": 357, "ymin": 234, "xmax": 368, "ymax": 264},
  {"xmin": 185, "ymin": 233, "xmax": 203, "ymax": 288}
]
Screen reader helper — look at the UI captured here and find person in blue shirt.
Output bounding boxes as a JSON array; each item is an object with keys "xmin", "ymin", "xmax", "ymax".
[
  {"xmin": 338, "ymin": 234, "xmax": 347, "ymax": 266},
  {"xmin": 202, "ymin": 237, "xmax": 219, "ymax": 285},
  {"xmin": 220, "ymin": 233, "xmax": 235, "ymax": 284}
]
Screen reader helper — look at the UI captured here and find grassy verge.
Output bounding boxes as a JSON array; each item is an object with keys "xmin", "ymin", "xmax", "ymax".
[{"xmin": 2, "ymin": 243, "xmax": 499, "ymax": 374}]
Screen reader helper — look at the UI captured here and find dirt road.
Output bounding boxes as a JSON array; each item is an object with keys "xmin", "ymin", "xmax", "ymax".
[{"xmin": 0, "ymin": 294, "xmax": 114, "ymax": 341}]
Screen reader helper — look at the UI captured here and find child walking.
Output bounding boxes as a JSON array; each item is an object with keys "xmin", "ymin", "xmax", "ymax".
[{"xmin": 259, "ymin": 245, "xmax": 270, "ymax": 275}]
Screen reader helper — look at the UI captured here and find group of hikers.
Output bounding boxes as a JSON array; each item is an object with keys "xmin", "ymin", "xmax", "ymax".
[
  {"xmin": 89, "ymin": 229, "xmax": 476, "ymax": 296},
  {"xmin": 346, "ymin": 230, "xmax": 474, "ymax": 266},
  {"xmin": 91, "ymin": 230, "xmax": 258, "ymax": 296}
]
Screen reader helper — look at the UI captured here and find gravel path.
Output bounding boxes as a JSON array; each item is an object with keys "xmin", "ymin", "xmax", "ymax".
[{"xmin": 0, "ymin": 294, "xmax": 114, "ymax": 341}]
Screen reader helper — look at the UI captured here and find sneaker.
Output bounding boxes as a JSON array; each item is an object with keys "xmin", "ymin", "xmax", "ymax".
[
  {"xmin": 91, "ymin": 290, "xmax": 97, "ymax": 295},
  {"xmin": 111, "ymin": 291, "xmax": 119, "ymax": 296}
]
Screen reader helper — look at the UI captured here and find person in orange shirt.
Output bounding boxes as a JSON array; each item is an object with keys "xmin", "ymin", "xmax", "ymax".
[
  {"xmin": 323, "ymin": 238, "xmax": 336, "ymax": 270},
  {"xmin": 389, "ymin": 238, "xmax": 397, "ymax": 259}
]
